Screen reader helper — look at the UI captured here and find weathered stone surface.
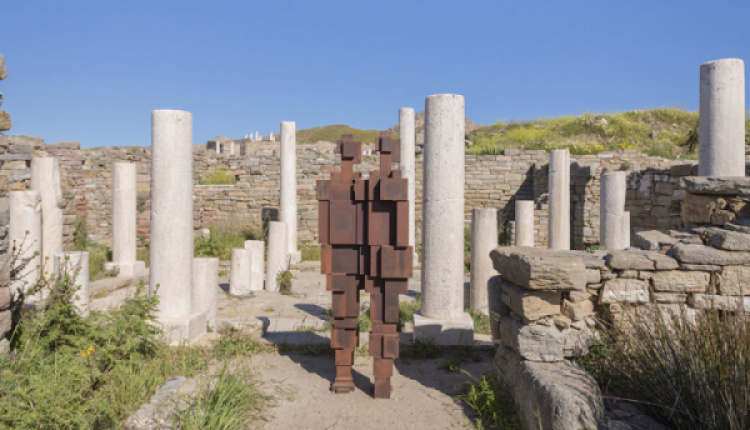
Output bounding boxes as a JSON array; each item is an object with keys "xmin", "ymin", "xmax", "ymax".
[
  {"xmin": 0, "ymin": 54, "xmax": 6, "ymax": 80},
  {"xmin": 682, "ymin": 193, "xmax": 725, "ymax": 225},
  {"xmin": 704, "ymin": 228, "xmax": 750, "ymax": 251},
  {"xmin": 0, "ymin": 310, "xmax": 10, "ymax": 335},
  {"xmin": 651, "ymin": 271, "xmax": 709, "ymax": 292},
  {"xmin": 585, "ymin": 269, "xmax": 601, "ymax": 284},
  {"xmin": 652, "ymin": 292, "xmax": 687, "ymax": 303},
  {"xmin": 487, "ymin": 276, "xmax": 507, "ymax": 340},
  {"xmin": 501, "ymin": 282, "xmax": 561, "ymax": 322},
  {"xmin": 562, "ymin": 299, "xmax": 594, "ymax": 321},
  {"xmin": 123, "ymin": 376, "xmax": 186, "ymax": 430},
  {"xmin": 634, "ymin": 230, "xmax": 676, "ymax": 251},
  {"xmin": 646, "ymin": 254, "xmax": 679, "ymax": 270},
  {"xmin": 680, "ymin": 176, "xmax": 750, "ymax": 197},
  {"xmin": 599, "ymin": 279, "xmax": 649, "ymax": 304},
  {"xmin": 606, "ymin": 251, "xmax": 655, "ymax": 270},
  {"xmin": 500, "ymin": 316, "xmax": 563, "ymax": 361},
  {"xmin": 491, "ymin": 247, "xmax": 586, "ymax": 291},
  {"xmin": 679, "ymin": 263, "xmax": 722, "ymax": 272},
  {"xmin": 568, "ymin": 290, "xmax": 593, "ymax": 303},
  {"xmin": 0, "ymin": 111, "xmax": 10, "ymax": 131},
  {"xmin": 720, "ymin": 265, "xmax": 750, "ymax": 295},
  {"xmin": 689, "ymin": 294, "xmax": 750, "ymax": 312},
  {"xmin": 672, "ymin": 243, "xmax": 750, "ymax": 266},
  {"xmin": 495, "ymin": 347, "xmax": 603, "ymax": 430}
]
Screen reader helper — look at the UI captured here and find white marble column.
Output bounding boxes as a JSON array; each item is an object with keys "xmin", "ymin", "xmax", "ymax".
[
  {"xmin": 515, "ymin": 200, "xmax": 535, "ymax": 247},
  {"xmin": 470, "ymin": 208, "xmax": 497, "ymax": 315},
  {"xmin": 399, "ymin": 107, "xmax": 419, "ymax": 263},
  {"xmin": 280, "ymin": 121, "xmax": 301, "ymax": 263},
  {"xmin": 266, "ymin": 221, "xmax": 288, "ymax": 292},
  {"xmin": 150, "ymin": 109, "xmax": 206, "ymax": 344},
  {"xmin": 622, "ymin": 211, "xmax": 631, "ymax": 249},
  {"xmin": 54, "ymin": 252, "xmax": 89, "ymax": 316},
  {"xmin": 548, "ymin": 149, "xmax": 570, "ymax": 250},
  {"xmin": 230, "ymin": 248, "xmax": 253, "ymax": 296},
  {"xmin": 30, "ymin": 157, "xmax": 63, "ymax": 277},
  {"xmin": 9, "ymin": 191, "xmax": 42, "ymax": 300},
  {"xmin": 413, "ymin": 94, "xmax": 474, "ymax": 345},
  {"xmin": 106, "ymin": 162, "xmax": 145, "ymax": 277},
  {"xmin": 699, "ymin": 59, "xmax": 746, "ymax": 177},
  {"xmin": 244, "ymin": 240, "xmax": 265, "ymax": 291},
  {"xmin": 193, "ymin": 257, "xmax": 219, "ymax": 330},
  {"xmin": 600, "ymin": 171, "xmax": 627, "ymax": 250}
]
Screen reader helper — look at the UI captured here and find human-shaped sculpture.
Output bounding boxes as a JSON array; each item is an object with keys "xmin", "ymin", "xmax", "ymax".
[{"xmin": 317, "ymin": 131, "xmax": 413, "ymax": 399}]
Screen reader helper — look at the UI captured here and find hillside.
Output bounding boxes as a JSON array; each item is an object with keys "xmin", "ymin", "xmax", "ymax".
[{"xmin": 296, "ymin": 124, "xmax": 385, "ymax": 144}]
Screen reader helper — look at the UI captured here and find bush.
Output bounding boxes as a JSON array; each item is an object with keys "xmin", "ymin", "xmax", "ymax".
[
  {"xmin": 199, "ymin": 169, "xmax": 236, "ymax": 185},
  {"xmin": 73, "ymin": 218, "xmax": 115, "ymax": 280},
  {"xmin": 578, "ymin": 306, "xmax": 750, "ymax": 430},
  {"xmin": 195, "ymin": 219, "xmax": 266, "ymax": 261},
  {"xmin": 301, "ymin": 244, "xmax": 321, "ymax": 261}
]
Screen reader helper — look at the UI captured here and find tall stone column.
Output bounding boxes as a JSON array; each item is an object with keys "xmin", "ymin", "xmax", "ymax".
[
  {"xmin": 470, "ymin": 208, "xmax": 497, "ymax": 315},
  {"xmin": 699, "ymin": 59, "xmax": 746, "ymax": 177},
  {"xmin": 54, "ymin": 252, "xmax": 89, "ymax": 316},
  {"xmin": 229, "ymin": 248, "xmax": 253, "ymax": 296},
  {"xmin": 515, "ymin": 200, "xmax": 535, "ymax": 247},
  {"xmin": 280, "ymin": 121, "xmax": 301, "ymax": 263},
  {"xmin": 244, "ymin": 240, "xmax": 265, "ymax": 291},
  {"xmin": 106, "ymin": 162, "xmax": 145, "ymax": 277},
  {"xmin": 193, "ymin": 257, "xmax": 219, "ymax": 330},
  {"xmin": 413, "ymin": 94, "xmax": 474, "ymax": 345},
  {"xmin": 9, "ymin": 191, "xmax": 42, "ymax": 301},
  {"xmin": 399, "ymin": 107, "xmax": 419, "ymax": 263},
  {"xmin": 266, "ymin": 221, "xmax": 288, "ymax": 292},
  {"xmin": 150, "ymin": 109, "xmax": 206, "ymax": 344},
  {"xmin": 622, "ymin": 211, "xmax": 631, "ymax": 249},
  {"xmin": 30, "ymin": 157, "xmax": 63, "ymax": 277},
  {"xmin": 600, "ymin": 171, "xmax": 627, "ymax": 250},
  {"xmin": 548, "ymin": 149, "xmax": 570, "ymax": 250}
]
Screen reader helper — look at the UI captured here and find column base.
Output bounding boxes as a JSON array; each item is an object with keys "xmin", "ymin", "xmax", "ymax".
[
  {"xmin": 105, "ymin": 261, "xmax": 146, "ymax": 278},
  {"xmin": 157, "ymin": 311, "xmax": 207, "ymax": 345},
  {"xmin": 412, "ymin": 311, "xmax": 474, "ymax": 345}
]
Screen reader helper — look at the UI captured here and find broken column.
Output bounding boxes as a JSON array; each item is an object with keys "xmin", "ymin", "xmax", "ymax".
[
  {"xmin": 622, "ymin": 211, "xmax": 631, "ymax": 248},
  {"xmin": 106, "ymin": 162, "xmax": 145, "ymax": 277},
  {"xmin": 193, "ymin": 257, "xmax": 218, "ymax": 330},
  {"xmin": 414, "ymin": 94, "xmax": 474, "ymax": 345},
  {"xmin": 9, "ymin": 191, "xmax": 42, "ymax": 300},
  {"xmin": 265, "ymin": 221, "xmax": 288, "ymax": 292},
  {"xmin": 229, "ymin": 248, "xmax": 253, "ymax": 296},
  {"xmin": 150, "ymin": 109, "xmax": 206, "ymax": 344},
  {"xmin": 515, "ymin": 200, "xmax": 535, "ymax": 247},
  {"xmin": 470, "ymin": 208, "xmax": 497, "ymax": 314},
  {"xmin": 54, "ymin": 251, "xmax": 89, "ymax": 316},
  {"xmin": 30, "ymin": 157, "xmax": 63, "ymax": 277},
  {"xmin": 399, "ymin": 107, "xmax": 419, "ymax": 263},
  {"xmin": 244, "ymin": 240, "xmax": 265, "ymax": 291},
  {"xmin": 548, "ymin": 149, "xmax": 570, "ymax": 250},
  {"xmin": 600, "ymin": 171, "xmax": 627, "ymax": 250},
  {"xmin": 699, "ymin": 58, "xmax": 746, "ymax": 177},
  {"xmin": 280, "ymin": 121, "xmax": 301, "ymax": 263}
]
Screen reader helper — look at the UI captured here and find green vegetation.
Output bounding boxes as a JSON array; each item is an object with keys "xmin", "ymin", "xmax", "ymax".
[
  {"xmin": 276, "ymin": 269, "xmax": 294, "ymax": 295},
  {"xmin": 301, "ymin": 244, "xmax": 321, "ymax": 261},
  {"xmin": 576, "ymin": 307, "xmax": 750, "ymax": 430},
  {"xmin": 194, "ymin": 218, "xmax": 266, "ymax": 261},
  {"xmin": 399, "ymin": 338, "xmax": 441, "ymax": 363},
  {"xmin": 467, "ymin": 308, "xmax": 491, "ymax": 335},
  {"xmin": 466, "ymin": 108, "xmax": 722, "ymax": 159},
  {"xmin": 358, "ymin": 307, "xmax": 372, "ymax": 332},
  {"xmin": 199, "ymin": 169, "xmax": 236, "ymax": 185},
  {"xmin": 297, "ymin": 124, "xmax": 387, "ymax": 144},
  {"xmin": 398, "ymin": 296, "xmax": 421, "ymax": 332},
  {"xmin": 73, "ymin": 218, "xmax": 116, "ymax": 280},
  {"xmin": 460, "ymin": 372, "xmax": 522, "ymax": 430}
]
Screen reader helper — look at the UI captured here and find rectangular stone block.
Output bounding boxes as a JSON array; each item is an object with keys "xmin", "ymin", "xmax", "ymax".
[
  {"xmin": 720, "ymin": 265, "xmax": 750, "ymax": 295},
  {"xmin": 689, "ymin": 294, "xmax": 750, "ymax": 312},
  {"xmin": 672, "ymin": 243, "xmax": 750, "ymax": 266},
  {"xmin": 501, "ymin": 282, "xmax": 561, "ymax": 321},
  {"xmin": 491, "ymin": 247, "xmax": 586, "ymax": 291},
  {"xmin": 599, "ymin": 278, "xmax": 649, "ymax": 304},
  {"xmin": 651, "ymin": 271, "xmax": 710, "ymax": 293}
]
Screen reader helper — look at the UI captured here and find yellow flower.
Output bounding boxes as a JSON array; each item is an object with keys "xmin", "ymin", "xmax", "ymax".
[{"xmin": 81, "ymin": 345, "xmax": 95, "ymax": 357}]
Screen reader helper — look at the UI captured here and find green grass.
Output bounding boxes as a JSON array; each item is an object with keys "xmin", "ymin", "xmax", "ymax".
[
  {"xmin": 576, "ymin": 306, "xmax": 750, "ymax": 430},
  {"xmin": 466, "ymin": 108, "xmax": 719, "ymax": 159},
  {"xmin": 73, "ymin": 218, "xmax": 116, "ymax": 280},
  {"xmin": 195, "ymin": 218, "xmax": 266, "ymax": 261},
  {"xmin": 199, "ymin": 169, "xmax": 236, "ymax": 185},
  {"xmin": 399, "ymin": 338, "xmax": 441, "ymax": 363},
  {"xmin": 297, "ymin": 124, "xmax": 385, "ymax": 144},
  {"xmin": 301, "ymin": 244, "xmax": 321, "ymax": 261},
  {"xmin": 467, "ymin": 308, "xmax": 491, "ymax": 335},
  {"xmin": 398, "ymin": 296, "xmax": 421, "ymax": 332}
]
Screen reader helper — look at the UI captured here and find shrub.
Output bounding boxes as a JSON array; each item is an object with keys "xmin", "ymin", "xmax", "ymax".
[
  {"xmin": 467, "ymin": 308, "xmax": 491, "ymax": 335},
  {"xmin": 301, "ymin": 244, "xmax": 321, "ymax": 261},
  {"xmin": 276, "ymin": 268, "xmax": 294, "ymax": 295},
  {"xmin": 199, "ymin": 169, "xmax": 236, "ymax": 185},
  {"xmin": 459, "ymin": 372, "xmax": 522, "ymax": 429},
  {"xmin": 73, "ymin": 218, "xmax": 115, "ymax": 280},
  {"xmin": 194, "ymin": 219, "xmax": 266, "ymax": 261},
  {"xmin": 578, "ymin": 306, "xmax": 750, "ymax": 430}
]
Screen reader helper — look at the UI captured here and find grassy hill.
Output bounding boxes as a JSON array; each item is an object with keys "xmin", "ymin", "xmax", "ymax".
[
  {"xmin": 296, "ymin": 124, "xmax": 387, "ymax": 144},
  {"xmin": 467, "ymin": 108, "xmax": 750, "ymax": 159}
]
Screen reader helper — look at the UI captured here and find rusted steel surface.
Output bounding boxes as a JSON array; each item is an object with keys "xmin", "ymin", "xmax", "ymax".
[{"xmin": 317, "ymin": 131, "xmax": 413, "ymax": 399}]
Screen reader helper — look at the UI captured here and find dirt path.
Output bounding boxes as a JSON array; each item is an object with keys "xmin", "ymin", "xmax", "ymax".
[{"xmin": 249, "ymin": 351, "xmax": 493, "ymax": 430}]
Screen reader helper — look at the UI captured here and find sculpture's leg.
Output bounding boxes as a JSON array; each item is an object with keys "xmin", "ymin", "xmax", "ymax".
[{"xmin": 330, "ymin": 273, "xmax": 361, "ymax": 393}]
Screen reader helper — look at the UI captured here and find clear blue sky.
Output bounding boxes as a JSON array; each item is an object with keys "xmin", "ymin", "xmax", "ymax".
[{"xmin": 1, "ymin": 1, "xmax": 748, "ymax": 148}]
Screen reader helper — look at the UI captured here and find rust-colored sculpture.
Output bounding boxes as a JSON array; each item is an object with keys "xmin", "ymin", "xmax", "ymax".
[{"xmin": 317, "ymin": 131, "xmax": 413, "ymax": 399}]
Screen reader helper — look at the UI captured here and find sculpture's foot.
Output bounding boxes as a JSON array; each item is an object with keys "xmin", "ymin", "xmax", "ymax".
[
  {"xmin": 331, "ymin": 378, "xmax": 355, "ymax": 393},
  {"xmin": 372, "ymin": 377, "xmax": 391, "ymax": 399}
]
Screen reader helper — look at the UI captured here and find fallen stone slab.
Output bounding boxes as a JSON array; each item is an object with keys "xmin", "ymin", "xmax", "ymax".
[
  {"xmin": 680, "ymin": 176, "xmax": 750, "ymax": 197},
  {"xmin": 491, "ymin": 247, "xmax": 586, "ymax": 291},
  {"xmin": 123, "ymin": 376, "xmax": 185, "ymax": 430},
  {"xmin": 651, "ymin": 270, "xmax": 710, "ymax": 293},
  {"xmin": 703, "ymin": 228, "xmax": 750, "ymax": 251},
  {"xmin": 671, "ymin": 243, "xmax": 750, "ymax": 266},
  {"xmin": 494, "ymin": 346, "xmax": 603, "ymax": 430},
  {"xmin": 606, "ymin": 251, "xmax": 656, "ymax": 270},
  {"xmin": 720, "ymin": 265, "xmax": 750, "ymax": 295},
  {"xmin": 634, "ymin": 230, "xmax": 676, "ymax": 251},
  {"xmin": 689, "ymin": 294, "xmax": 750, "ymax": 312},
  {"xmin": 646, "ymin": 254, "xmax": 679, "ymax": 270}
]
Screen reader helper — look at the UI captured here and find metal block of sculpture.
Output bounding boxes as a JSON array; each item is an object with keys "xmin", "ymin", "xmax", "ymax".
[{"xmin": 317, "ymin": 131, "xmax": 413, "ymax": 399}]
